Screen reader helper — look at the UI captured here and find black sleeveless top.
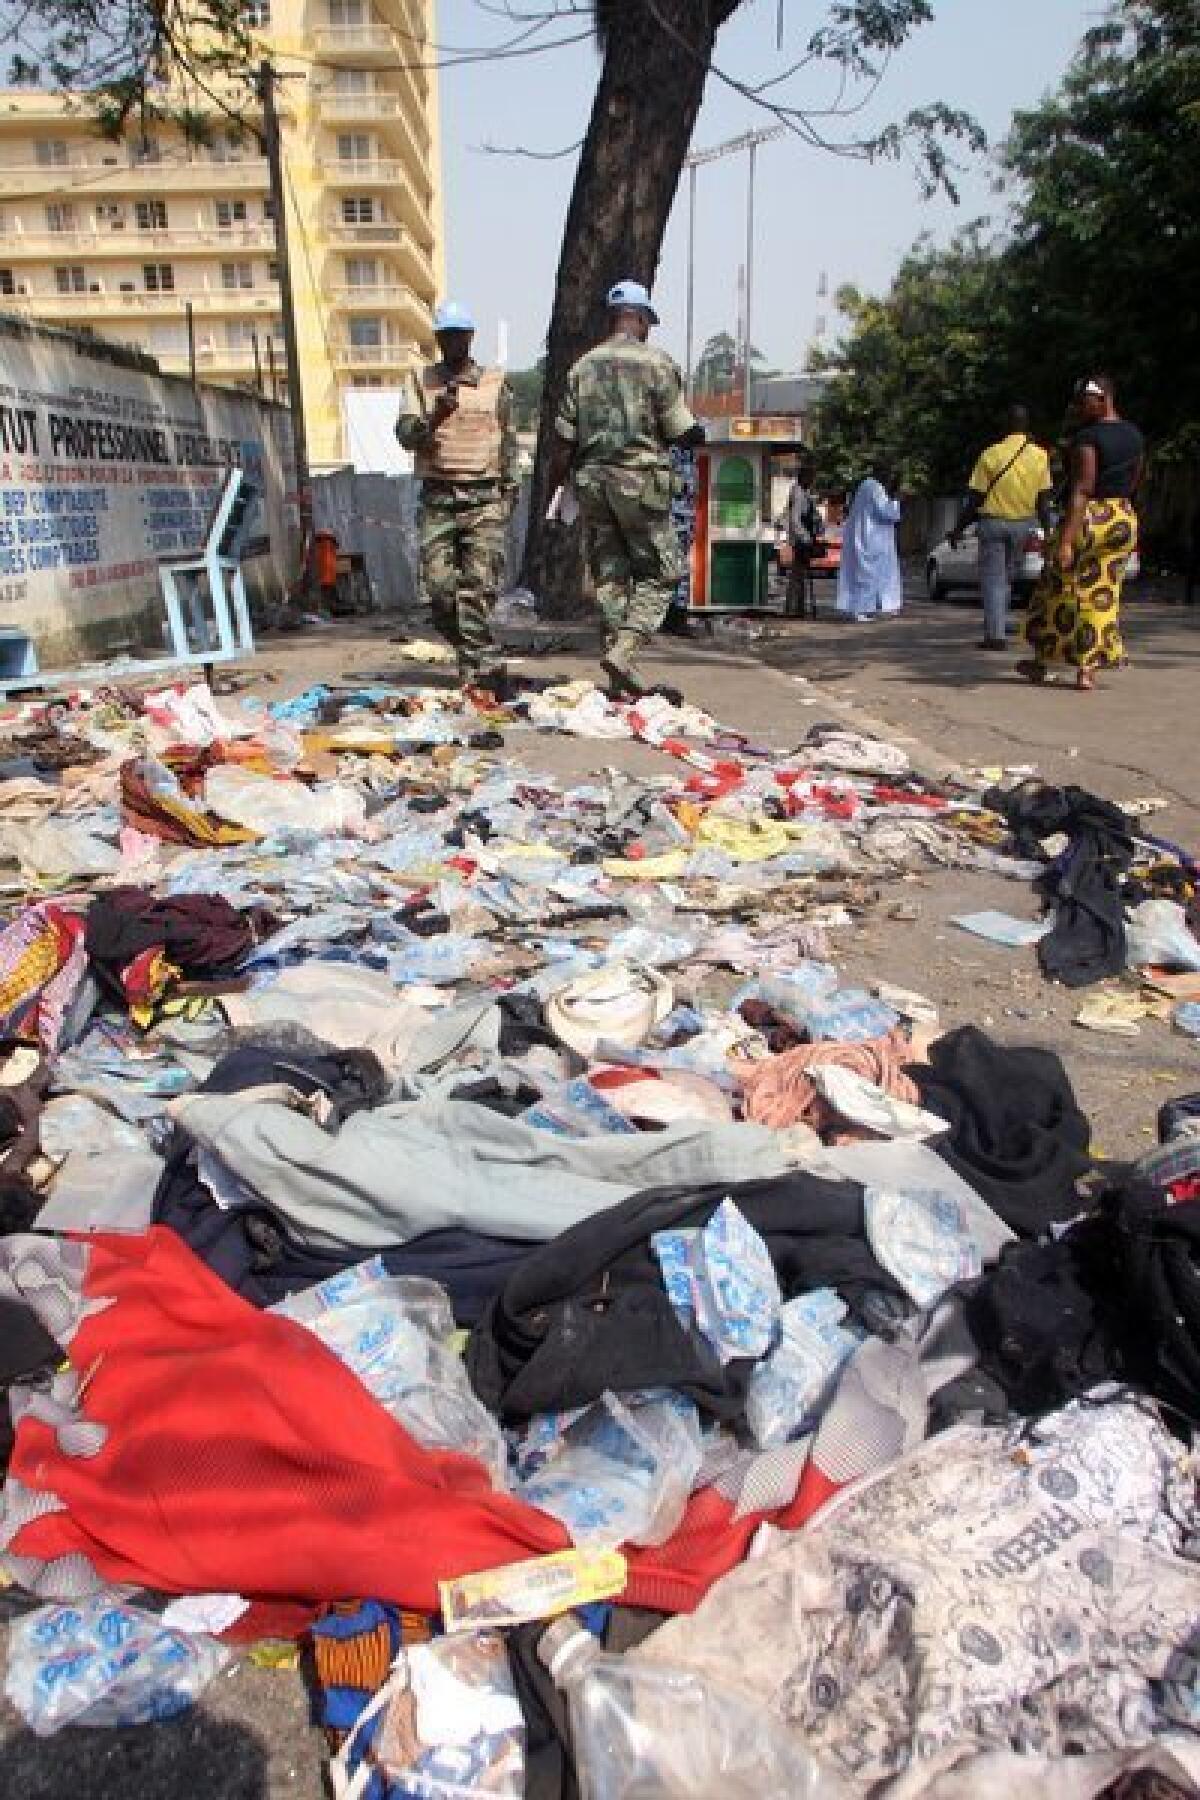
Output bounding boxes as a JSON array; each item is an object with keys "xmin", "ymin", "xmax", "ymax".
[{"xmin": 1075, "ymin": 419, "xmax": 1144, "ymax": 499}]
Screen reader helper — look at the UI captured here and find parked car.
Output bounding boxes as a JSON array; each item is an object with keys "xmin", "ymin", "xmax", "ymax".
[{"xmin": 925, "ymin": 520, "xmax": 1140, "ymax": 604}]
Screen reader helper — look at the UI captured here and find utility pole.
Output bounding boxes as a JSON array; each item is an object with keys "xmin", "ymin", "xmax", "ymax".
[
  {"xmin": 682, "ymin": 125, "xmax": 785, "ymax": 412},
  {"xmin": 743, "ymin": 137, "xmax": 757, "ymax": 413},
  {"xmin": 257, "ymin": 59, "xmax": 313, "ymax": 599},
  {"xmin": 684, "ymin": 162, "xmax": 697, "ymax": 402}
]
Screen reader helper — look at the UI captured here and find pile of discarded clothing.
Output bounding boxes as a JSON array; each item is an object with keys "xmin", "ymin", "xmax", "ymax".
[{"xmin": 0, "ymin": 674, "xmax": 1197, "ymax": 1798}]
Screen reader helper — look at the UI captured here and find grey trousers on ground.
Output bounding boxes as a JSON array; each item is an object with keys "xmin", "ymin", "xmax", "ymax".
[{"xmin": 978, "ymin": 515, "xmax": 1035, "ymax": 641}]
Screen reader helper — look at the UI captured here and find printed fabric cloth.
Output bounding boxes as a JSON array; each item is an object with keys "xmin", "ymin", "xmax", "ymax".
[
  {"xmin": 120, "ymin": 757, "xmax": 257, "ymax": 849},
  {"xmin": 0, "ymin": 899, "xmax": 90, "ymax": 1053},
  {"xmin": 1024, "ymin": 499, "xmax": 1138, "ymax": 672},
  {"xmin": 636, "ymin": 1397, "xmax": 1200, "ymax": 1793}
]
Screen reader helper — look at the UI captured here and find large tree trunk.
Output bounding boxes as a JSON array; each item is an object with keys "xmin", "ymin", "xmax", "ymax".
[{"xmin": 522, "ymin": 0, "xmax": 745, "ymax": 616}]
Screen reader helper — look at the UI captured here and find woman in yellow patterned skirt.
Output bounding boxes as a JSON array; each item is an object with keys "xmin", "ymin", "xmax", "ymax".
[{"xmin": 1018, "ymin": 376, "xmax": 1143, "ymax": 692}]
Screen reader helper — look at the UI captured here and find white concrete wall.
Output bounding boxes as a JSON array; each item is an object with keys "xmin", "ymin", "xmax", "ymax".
[{"xmin": 0, "ymin": 312, "xmax": 295, "ymax": 667}]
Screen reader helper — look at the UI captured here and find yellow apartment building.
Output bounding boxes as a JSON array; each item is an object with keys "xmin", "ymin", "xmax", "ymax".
[{"xmin": 0, "ymin": 0, "xmax": 442, "ymax": 469}]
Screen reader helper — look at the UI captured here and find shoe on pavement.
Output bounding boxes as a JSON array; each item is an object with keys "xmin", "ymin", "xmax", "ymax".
[
  {"xmin": 600, "ymin": 657, "xmax": 645, "ymax": 700},
  {"xmin": 979, "ymin": 638, "xmax": 1009, "ymax": 651}
]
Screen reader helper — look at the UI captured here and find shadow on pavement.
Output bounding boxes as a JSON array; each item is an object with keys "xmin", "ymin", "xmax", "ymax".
[{"xmin": 1, "ymin": 1710, "xmax": 271, "ymax": 1800}]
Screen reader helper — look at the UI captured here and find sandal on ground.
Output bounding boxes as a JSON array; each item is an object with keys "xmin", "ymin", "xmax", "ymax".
[{"xmin": 1076, "ymin": 670, "xmax": 1097, "ymax": 692}]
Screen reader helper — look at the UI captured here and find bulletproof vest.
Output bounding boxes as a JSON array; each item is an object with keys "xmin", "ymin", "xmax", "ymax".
[{"xmin": 413, "ymin": 365, "xmax": 503, "ymax": 481}]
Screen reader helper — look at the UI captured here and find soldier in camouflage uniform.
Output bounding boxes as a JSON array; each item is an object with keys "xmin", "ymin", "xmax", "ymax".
[
  {"xmin": 395, "ymin": 300, "xmax": 518, "ymax": 688},
  {"xmin": 548, "ymin": 280, "xmax": 704, "ymax": 696}
]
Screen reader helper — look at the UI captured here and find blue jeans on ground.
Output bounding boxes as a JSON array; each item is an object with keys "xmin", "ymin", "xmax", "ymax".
[{"xmin": 978, "ymin": 515, "xmax": 1035, "ymax": 642}]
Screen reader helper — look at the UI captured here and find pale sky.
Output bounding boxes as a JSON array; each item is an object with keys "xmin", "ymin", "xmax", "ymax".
[{"xmin": 437, "ymin": 0, "xmax": 1098, "ymax": 373}]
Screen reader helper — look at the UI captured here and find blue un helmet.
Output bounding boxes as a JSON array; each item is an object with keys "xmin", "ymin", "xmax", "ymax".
[
  {"xmin": 433, "ymin": 300, "xmax": 476, "ymax": 334},
  {"xmin": 606, "ymin": 280, "xmax": 659, "ymax": 325}
]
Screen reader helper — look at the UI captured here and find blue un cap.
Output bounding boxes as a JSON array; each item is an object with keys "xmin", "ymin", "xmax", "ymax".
[
  {"xmin": 606, "ymin": 280, "xmax": 659, "ymax": 325},
  {"xmin": 433, "ymin": 299, "xmax": 476, "ymax": 333}
]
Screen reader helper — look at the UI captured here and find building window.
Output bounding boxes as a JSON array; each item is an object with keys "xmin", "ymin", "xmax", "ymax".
[
  {"xmin": 244, "ymin": 0, "xmax": 271, "ymax": 24},
  {"xmin": 337, "ymin": 133, "xmax": 372, "ymax": 163},
  {"xmin": 345, "ymin": 257, "xmax": 377, "ymax": 288},
  {"xmin": 341, "ymin": 197, "xmax": 376, "ymax": 225},
  {"xmin": 0, "ymin": 270, "xmax": 15, "ymax": 296},
  {"xmin": 143, "ymin": 263, "xmax": 175, "ymax": 292},
  {"xmin": 35, "ymin": 139, "xmax": 69, "ymax": 167},
  {"xmin": 131, "ymin": 137, "xmax": 162, "ymax": 165},
  {"xmin": 226, "ymin": 320, "xmax": 256, "ymax": 349},
  {"xmin": 54, "ymin": 266, "xmax": 88, "ymax": 294},
  {"xmin": 221, "ymin": 261, "xmax": 254, "ymax": 290},
  {"xmin": 96, "ymin": 202, "xmax": 125, "ymax": 230},
  {"xmin": 135, "ymin": 199, "xmax": 169, "ymax": 231},
  {"xmin": 263, "ymin": 197, "xmax": 276, "ymax": 222},
  {"xmin": 45, "ymin": 203, "xmax": 76, "ymax": 234},
  {"xmin": 349, "ymin": 316, "xmax": 382, "ymax": 348},
  {"xmin": 329, "ymin": 0, "xmax": 365, "ymax": 23},
  {"xmin": 268, "ymin": 260, "xmax": 280, "ymax": 283},
  {"xmin": 351, "ymin": 376, "xmax": 384, "ymax": 389},
  {"xmin": 211, "ymin": 132, "xmax": 246, "ymax": 165},
  {"xmin": 216, "ymin": 199, "xmax": 249, "ymax": 230},
  {"xmin": 333, "ymin": 69, "xmax": 370, "ymax": 94}
]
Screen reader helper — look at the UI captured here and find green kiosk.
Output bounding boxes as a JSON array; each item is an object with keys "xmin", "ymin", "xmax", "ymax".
[{"xmin": 688, "ymin": 414, "xmax": 812, "ymax": 616}]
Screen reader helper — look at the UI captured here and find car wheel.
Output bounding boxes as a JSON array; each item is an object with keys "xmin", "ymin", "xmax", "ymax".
[{"xmin": 926, "ymin": 561, "xmax": 948, "ymax": 602}]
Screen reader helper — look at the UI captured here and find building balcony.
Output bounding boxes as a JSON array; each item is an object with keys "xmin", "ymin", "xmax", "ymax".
[
  {"xmin": 0, "ymin": 224, "xmax": 275, "ymax": 258},
  {"xmin": 328, "ymin": 287, "xmax": 430, "ymax": 341},
  {"xmin": 0, "ymin": 157, "xmax": 270, "ymax": 194},
  {"xmin": 320, "ymin": 93, "xmax": 407, "ymax": 126},
  {"xmin": 324, "ymin": 158, "xmax": 404, "ymax": 189},
  {"xmin": 311, "ymin": 24, "xmax": 397, "ymax": 63},
  {"xmin": 334, "ymin": 339, "xmax": 418, "ymax": 371},
  {"xmin": 329, "ymin": 283, "xmax": 408, "ymax": 310},
  {"xmin": 317, "ymin": 90, "xmax": 428, "ymax": 172},
  {"xmin": 326, "ymin": 224, "xmax": 434, "ymax": 295},
  {"xmin": 3, "ymin": 287, "xmax": 280, "ymax": 319}
]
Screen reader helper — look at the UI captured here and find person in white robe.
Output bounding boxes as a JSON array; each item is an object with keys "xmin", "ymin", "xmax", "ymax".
[{"xmin": 836, "ymin": 473, "xmax": 903, "ymax": 619}]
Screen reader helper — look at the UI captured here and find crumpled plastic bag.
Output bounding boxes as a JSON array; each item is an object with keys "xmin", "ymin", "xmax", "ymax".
[
  {"xmin": 653, "ymin": 1198, "xmax": 781, "ymax": 1364},
  {"xmin": 330, "ymin": 1631, "xmax": 524, "ymax": 1800},
  {"xmin": 746, "ymin": 1290, "xmax": 866, "ymax": 1449},
  {"xmin": 0, "ymin": 819, "xmax": 121, "ymax": 880},
  {"xmin": 5, "ymin": 1596, "xmax": 230, "ymax": 1736},
  {"xmin": 274, "ymin": 1263, "xmax": 507, "ymax": 1487},
  {"xmin": 568, "ymin": 1656, "xmax": 851, "ymax": 1799},
  {"xmin": 518, "ymin": 1391, "xmax": 702, "ymax": 1549},
  {"xmin": 204, "ymin": 765, "xmax": 367, "ymax": 840},
  {"xmin": 1125, "ymin": 899, "xmax": 1200, "ymax": 973}
]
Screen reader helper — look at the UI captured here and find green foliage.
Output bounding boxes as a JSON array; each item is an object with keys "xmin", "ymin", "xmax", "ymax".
[
  {"xmin": 813, "ymin": 0, "xmax": 1200, "ymax": 491},
  {"xmin": 694, "ymin": 331, "xmax": 773, "ymax": 395},
  {"xmin": 507, "ymin": 361, "xmax": 546, "ymax": 433},
  {"xmin": 7, "ymin": 1, "xmax": 258, "ymax": 134}
]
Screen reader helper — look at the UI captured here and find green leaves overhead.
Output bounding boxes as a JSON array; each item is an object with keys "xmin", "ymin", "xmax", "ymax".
[{"xmin": 813, "ymin": 1, "xmax": 1200, "ymax": 490}]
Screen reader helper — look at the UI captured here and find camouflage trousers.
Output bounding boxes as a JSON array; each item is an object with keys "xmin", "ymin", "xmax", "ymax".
[
  {"xmin": 577, "ymin": 466, "xmax": 682, "ymax": 678},
  {"xmin": 419, "ymin": 484, "xmax": 506, "ymax": 677}
]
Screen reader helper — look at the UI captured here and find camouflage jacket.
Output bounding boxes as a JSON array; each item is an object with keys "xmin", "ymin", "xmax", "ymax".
[{"xmin": 555, "ymin": 333, "xmax": 695, "ymax": 474}]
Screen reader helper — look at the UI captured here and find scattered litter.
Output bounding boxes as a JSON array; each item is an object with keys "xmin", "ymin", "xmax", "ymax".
[
  {"xmin": 952, "ymin": 910, "xmax": 1052, "ymax": 947},
  {"xmin": 1074, "ymin": 990, "xmax": 1150, "ymax": 1036},
  {"xmin": 0, "ymin": 663, "xmax": 1191, "ymax": 1793},
  {"xmin": 6, "ymin": 1598, "xmax": 231, "ymax": 1736}
]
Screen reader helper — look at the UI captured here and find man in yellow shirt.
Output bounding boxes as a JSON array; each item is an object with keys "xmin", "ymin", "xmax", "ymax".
[{"xmin": 950, "ymin": 405, "xmax": 1054, "ymax": 650}]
